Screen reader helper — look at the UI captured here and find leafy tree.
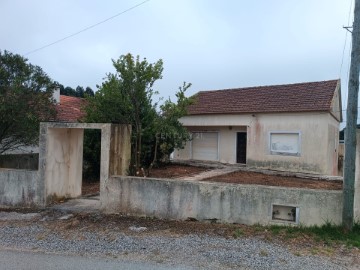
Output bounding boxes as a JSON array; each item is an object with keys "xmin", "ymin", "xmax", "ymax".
[
  {"xmin": 75, "ymin": 86, "xmax": 85, "ymax": 97},
  {"xmin": 148, "ymin": 82, "xmax": 193, "ymax": 171},
  {"xmin": 85, "ymin": 86, "xmax": 94, "ymax": 97},
  {"xmin": 84, "ymin": 53, "xmax": 192, "ymax": 175},
  {"xmin": 64, "ymin": 86, "xmax": 76, "ymax": 96},
  {"xmin": 0, "ymin": 50, "xmax": 56, "ymax": 154}
]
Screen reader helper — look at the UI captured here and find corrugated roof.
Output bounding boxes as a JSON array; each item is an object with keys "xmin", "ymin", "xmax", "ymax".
[
  {"xmin": 187, "ymin": 79, "xmax": 339, "ymax": 115},
  {"xmin": 56, "ymin": 95, "xmax": 86, "ymax": 122}
]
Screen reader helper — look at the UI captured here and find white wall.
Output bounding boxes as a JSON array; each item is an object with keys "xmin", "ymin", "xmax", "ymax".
[{"xmin": 175, "ymin": 112, "xmax": 339, "ymax": 175}]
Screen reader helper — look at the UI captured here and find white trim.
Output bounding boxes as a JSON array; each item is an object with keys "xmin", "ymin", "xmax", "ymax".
[{"xmin": 268, "ymin": 131, "xmax": 301, "ymax": 156}]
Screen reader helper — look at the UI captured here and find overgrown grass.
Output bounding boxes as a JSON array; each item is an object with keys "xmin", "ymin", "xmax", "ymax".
[{"xmin": 268, "ymin": 222, "xmax": 360, "ymax": 248}]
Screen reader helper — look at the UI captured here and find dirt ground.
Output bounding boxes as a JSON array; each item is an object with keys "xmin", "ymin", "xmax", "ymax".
[
  {"xmin": 147, "ymin": 164, "xmax": 208, "ymax": 179},
  {"xmin": 81, "ymin": 164, "xmax": 208, "ymax": 195},
  {"xmin": 82, "ymin": 164, "xmax": 343, "ymax": 193},
  {"xmin": 204, "ymin": 170, "xmax": 343, "ymax": 190},
  {"xmin": 82, "ymin": 182, "xmax": 100, "ymax": 196},
  {"xmin": 1, "ymin": 209, "xmax": 358, "ymax": 262}
]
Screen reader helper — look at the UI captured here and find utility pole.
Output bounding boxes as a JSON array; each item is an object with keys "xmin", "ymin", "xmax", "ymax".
[{"xmin": 343, "ymin": 0, "xmax": 360, "ymax": 231}]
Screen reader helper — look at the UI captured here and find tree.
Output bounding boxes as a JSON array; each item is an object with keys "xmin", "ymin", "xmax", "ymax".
[
  {"xmin": 84, "ymin": 53, "xmax": 192, "ymax": 176},
  {"xmin": 64, "ymin": 86, "xmax": 76, "ymax": 96},
  {"xmin": 85, "ymin": 86, "xmax": 94, "ymax": 97},
  {"xmin": 75, "ymin": 86, "xmax": 85, "ymax": 97},
  {"xmin": 148, "ymin": 82, "xmax": 193, "ymax": 172},
  {"xmin": 0, "ymin": 50, "xmax": 56, "ymax": 154}
]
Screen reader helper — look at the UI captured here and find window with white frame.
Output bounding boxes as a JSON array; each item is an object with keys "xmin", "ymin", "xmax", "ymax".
[{"xmin": 269, "ymin": 132, "xmax": 301, "ymax": 156}]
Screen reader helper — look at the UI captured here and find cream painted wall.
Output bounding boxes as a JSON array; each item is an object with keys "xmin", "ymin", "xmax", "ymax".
[
  {"xmin": 330, "ymin": 81, "xmax": 342, "ymax": 122},
  {"xmin": 175, "ymin": 112, "xmax": 340, "ymax": 175},
  {"xmin": 246, "ymin": 113, "xmax": 334, "ymax": 174},
  {"xmin": 173, "ymin": 126, "xmax": 246, "ymax": 164}
]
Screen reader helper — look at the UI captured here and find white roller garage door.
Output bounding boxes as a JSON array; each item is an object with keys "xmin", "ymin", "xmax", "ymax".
[{"xmin": 192, "ymin": 132, "xmax": 218, "ymax": 161}]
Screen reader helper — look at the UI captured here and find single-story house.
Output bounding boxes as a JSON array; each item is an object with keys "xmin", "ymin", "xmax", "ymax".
[{"xmin": 173, "ymin": 79, "xmax": 342, "ymax": 176}]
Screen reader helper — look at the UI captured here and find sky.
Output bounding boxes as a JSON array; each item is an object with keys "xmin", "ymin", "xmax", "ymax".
[{"xmin": 0, "ymin": 0, "xmax": 354, "ymax": 123}]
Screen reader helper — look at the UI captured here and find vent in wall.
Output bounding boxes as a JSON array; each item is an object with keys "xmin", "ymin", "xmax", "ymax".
[{"xmin": 272, "ymin": 204, "xmax": 299, "ymax": 224}]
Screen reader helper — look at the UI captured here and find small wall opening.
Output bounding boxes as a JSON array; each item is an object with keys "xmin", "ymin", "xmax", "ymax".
[
  {"xmin": 272, "ymin": 204, "xmax": 299, "ymax": 223},
  {"xmin": 0, "ymin": 153, "xmax": 39, "ymax": 170}
]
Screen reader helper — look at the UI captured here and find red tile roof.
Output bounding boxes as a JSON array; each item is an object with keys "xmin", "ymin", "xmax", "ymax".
[
  {"xmin": 187, "ymin": 80, "xmax": 340, "ymax": 115},
  {"xmin": 56, "ymin": 95, "xmax": 86, "ymax": 122}
]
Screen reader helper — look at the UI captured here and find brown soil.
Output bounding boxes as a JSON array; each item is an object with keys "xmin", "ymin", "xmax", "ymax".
[
  {"xmin": 82, "ymin": 181, "xmax": 100, "ymax": 196},
  {"xmin": 83, "ymin": 165, "xmax": 342, "ymax": 191},
  {"xmin": 204, "ymin": 170, "xmax": 343, "ymax": 190},
  {"xmin": 81, "ymin": 165, "xmax": 207, "ymax": 195},
  {"xmin": 147, "ymin": 164, "xmax": 208, "ymax": 179}
]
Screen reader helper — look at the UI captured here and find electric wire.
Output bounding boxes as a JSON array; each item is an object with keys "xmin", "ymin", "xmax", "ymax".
[{"xmin": 23, "ymin": 0, "xmax": 150, "ymax": 56}]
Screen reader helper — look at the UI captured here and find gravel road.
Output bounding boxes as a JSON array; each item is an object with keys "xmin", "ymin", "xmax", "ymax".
[{"xmin": 0, "ymin": 211, "xmax": 356, "ymax": 270}]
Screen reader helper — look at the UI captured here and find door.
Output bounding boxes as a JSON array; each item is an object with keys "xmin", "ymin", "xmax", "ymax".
[
  {"xmin": 236, "ymin": 132, "xmax": 247, "ymax": 164},
  {"xmin": 192, "ymin": 132, "xmax": 218, "ymax": 161}
]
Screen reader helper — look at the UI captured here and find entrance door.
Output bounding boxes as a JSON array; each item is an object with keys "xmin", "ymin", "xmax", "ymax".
[{"xmin": 236, "ymin": 132, "xmax": 247, "ymax": 164}]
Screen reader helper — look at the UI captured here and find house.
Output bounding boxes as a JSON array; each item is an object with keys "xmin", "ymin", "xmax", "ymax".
[
  {"xmin": 55, "ymin": 94, "xmax": 86, "ymax": 123},
  {"xmin": 173, "ymin": 79, "xmax": 342, "ymax": 176},
  {"xmin": 2, "ymin": 89, "xmax": 85, "ymax": 155}
]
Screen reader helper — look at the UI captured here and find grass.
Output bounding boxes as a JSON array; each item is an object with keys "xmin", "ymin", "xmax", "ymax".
[
  {"xmin": 232, "ymin": 228, "xmax": 244, "ymax": 238},
  {"xmin": 267, "ymin": 222, "xmax": 360, "ymax": 248}
]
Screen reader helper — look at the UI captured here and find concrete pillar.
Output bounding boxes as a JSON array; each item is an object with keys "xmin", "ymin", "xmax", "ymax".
[
  {"xmin": 109, "ymin": 125, "xmax": 132, "ymax": 176},
  {"xmin": 100, "ymin": 124, "xmax": 131, "ymax": 205},
  {"xmin": 355, "ymin": 130, "xmax": 360, "ymax": 220}
]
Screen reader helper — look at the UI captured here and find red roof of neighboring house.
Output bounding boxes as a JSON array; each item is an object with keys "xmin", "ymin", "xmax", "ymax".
[
  {"xmin": 187, "ymin": 79, "xmax": 340, "ymax": 115},
  {"xmin": 56, "ymin": 95, "xmax": 86, "ymax": 122}
]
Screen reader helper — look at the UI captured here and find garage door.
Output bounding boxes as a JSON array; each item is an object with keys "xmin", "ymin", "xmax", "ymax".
[{"xmin": 192, "ymin": 132, "xmax": 218, "ymax": 161}]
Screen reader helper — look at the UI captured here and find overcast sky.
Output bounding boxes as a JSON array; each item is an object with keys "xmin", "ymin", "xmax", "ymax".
[{"xmin": 0, "ymin": 0, "xmax": 353, "ymax": 120}]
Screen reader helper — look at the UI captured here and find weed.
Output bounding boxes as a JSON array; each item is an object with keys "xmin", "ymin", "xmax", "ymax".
[
  {"xmin": 269, "ymin": 225, "xmax": 282, "ymax": 235},
  {"xmin": 253, "ymin": 221, "xmax": 360, "ymax": 248},
  {"xmin": 233, "ymin": 228, "xmax": 244, "ymax": 239}
]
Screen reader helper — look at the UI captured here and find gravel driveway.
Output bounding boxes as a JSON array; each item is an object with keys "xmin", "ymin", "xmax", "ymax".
[{"xmin": 0, "ymin": 211, "xmax": 357, "ymax": 270}]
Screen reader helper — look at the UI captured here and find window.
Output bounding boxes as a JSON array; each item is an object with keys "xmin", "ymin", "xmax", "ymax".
[{"xmin": 269, "ymin": 132, "xmax": 301, "ymax": 156}]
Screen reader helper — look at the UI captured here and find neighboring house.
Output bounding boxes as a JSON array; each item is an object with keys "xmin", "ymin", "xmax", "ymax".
[
  {"xmin": 2, "ymin": 89, "xmax": 85, "ymax": 155},
  {"xmin": 173, "ymin": 79, "xmax": 342, "ymax": 176},
  {"xmin": 56, "ymin": 94, "xmax": 86, "ymax": 123}
]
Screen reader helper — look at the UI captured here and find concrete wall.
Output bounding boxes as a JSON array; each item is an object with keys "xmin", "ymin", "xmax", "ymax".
[
  {"xmin": 0, "ymin": 169, "xmax": 40, "ymax": 207},
  {"xmin": 102, "ymin": 176, "xmax": 343, "ymax": 226},
  {"xmin": 175, "ymin": 112, "xmax": 339, "ymax": 175},
  {"xmin": 0, "ymin": 122, "xmax": 131, "ymax": 207},
  {"xmin": 39, "ymin": 122, "xmax": 131, "ymax": 205},
  {"xmin": 44, "ymin": 128, "xmax": 84, "ymax": 200}
]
